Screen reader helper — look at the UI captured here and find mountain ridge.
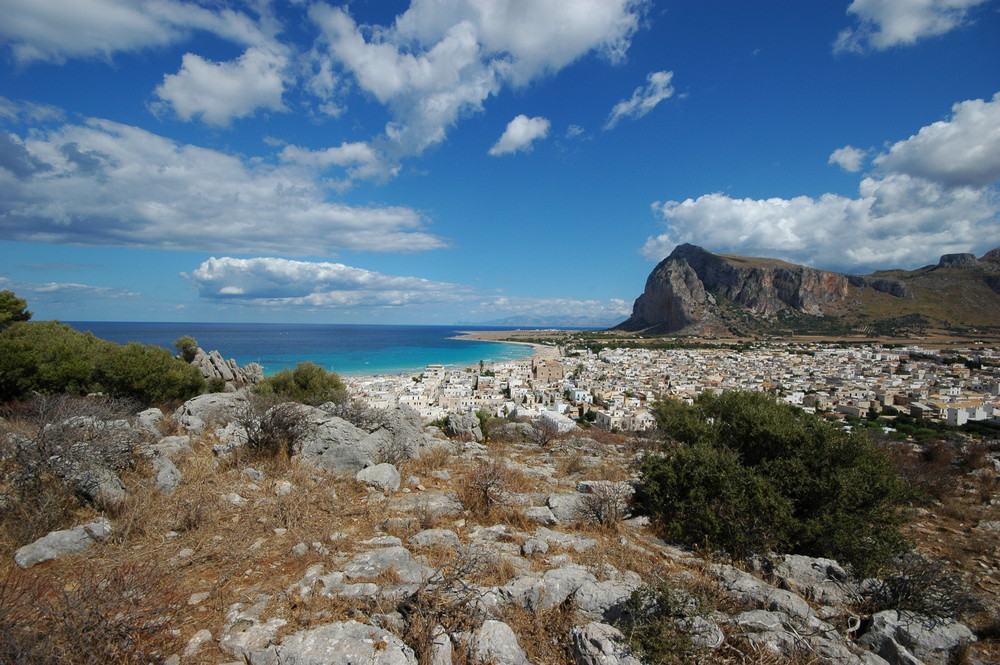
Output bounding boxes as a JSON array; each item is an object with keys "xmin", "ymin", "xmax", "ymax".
[{"xmin": 615, "ymin": 244, "xmax": 1000, "ymax": 337}]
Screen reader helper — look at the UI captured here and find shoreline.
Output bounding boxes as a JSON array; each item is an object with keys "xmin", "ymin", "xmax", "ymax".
[
  {"xmin": 452, "ymin": 330, "xmax": 563, "ymax": 363},
  {"xmin": 343, "ymin": 331, "xmax": 556, "ymax": 384}
]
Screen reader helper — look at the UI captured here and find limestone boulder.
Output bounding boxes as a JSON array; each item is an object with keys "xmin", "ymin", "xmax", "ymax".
[
  {"xmin": 295, "ymin": 406, "xmax": 374, "ymax": 472},
  {"xmin": 445, "ymin": 413, "xmax": 483, "ymax": 442},
  {"xmin": 859, "ymin": 611, "xmax": 976, "ymax": 665},
  {"xmin": 467, "ymin": 620, "xmax": 529, "ymax": 665},
  {"xmin": 260, "ymin": 621, "xmax": 417, "ymax": 665},
  {"xmin": 14, "ymin": 518, "xmax": 112, "ymax": 568},
  {"xmin": 570, "ymin": 622, "xmax": 642, "ymax": 665},
  {"xmin": 357, "ymin": 463, "xmax": 402, "ymax": 493}
]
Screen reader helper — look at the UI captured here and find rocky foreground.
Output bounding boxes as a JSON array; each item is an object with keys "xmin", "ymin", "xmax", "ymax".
[{"xmin": 5, "ymin": 391, "xmax": 999, "ymax": 665}]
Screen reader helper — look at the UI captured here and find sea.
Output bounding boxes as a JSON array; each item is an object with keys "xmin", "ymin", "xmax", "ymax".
[{"xmin": 64, "ymin": 322, "xmax": 539, "ymax": 377}]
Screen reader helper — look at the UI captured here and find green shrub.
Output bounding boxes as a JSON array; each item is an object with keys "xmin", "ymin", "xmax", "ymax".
[
  {"xmin": 0, "ymin": 321, "xmax": 108, "ymax": 400},
  {"xmin": 0, "ymin": 321, "xmax": 205, "ymax": 405},
  {"xmin": 0, "ymin": 290, "xmax": 31, "ymax": 330},
  {"xmin": 172, "ymin": 335, "xmax": 199, "ymax": 362},
  {"xmin": 254, "ymin": 361, "xmax": 346, "ymax": 406},
  {"xmin": 640, "ymin": 391, "xmax": 908, "ymax": 575},
  {"xmin": 615, "ymin": 579, "xmax": 706, "ymax": 664},
  {"xmin": 96, "ymin": 342, "xmax": 205, "ymax": 404}
]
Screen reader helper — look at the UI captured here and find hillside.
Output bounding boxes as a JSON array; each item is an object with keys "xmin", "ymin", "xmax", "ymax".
[{"xmin": 615, "ymin": 245, "xmax": 1000, "ymax": 338}]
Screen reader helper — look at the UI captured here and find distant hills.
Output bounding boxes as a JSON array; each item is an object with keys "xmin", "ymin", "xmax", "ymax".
[{"xmin": 614, "ymin": 244, "xmax": 1000, "ymax": 338}]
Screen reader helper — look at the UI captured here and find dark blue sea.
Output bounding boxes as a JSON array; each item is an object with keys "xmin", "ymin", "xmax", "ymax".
[{"xmin": 65, "ymin": 322, "xmax": 538, "ymax": 376}]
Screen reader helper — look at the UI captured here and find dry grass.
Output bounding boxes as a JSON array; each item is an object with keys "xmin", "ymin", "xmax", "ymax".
[
  {"xmin": 0, "ymin": 561, "xmax": 185, "ymax": 665},
  {"xmin": 499, "ymin": 603, "xmax": 576, "ymax": 665},
  {"xmin": 402, "ymin": 445, "xmax": 454, "ymax": 477}
]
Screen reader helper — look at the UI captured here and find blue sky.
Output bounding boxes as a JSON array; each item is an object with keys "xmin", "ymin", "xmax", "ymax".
[{"xmin": 1, "ymin": 0, "xmax": 998, "ymax": 326}]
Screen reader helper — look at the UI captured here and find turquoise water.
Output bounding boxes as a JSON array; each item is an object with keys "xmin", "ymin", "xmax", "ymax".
[{"xmin": 65, "ymin": 322, "xmax": 536, "ymax": 376}]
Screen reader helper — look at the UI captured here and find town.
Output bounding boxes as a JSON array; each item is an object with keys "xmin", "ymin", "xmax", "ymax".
[{"xmin": 344, "ymin": 340, "xmax": 1000, "ymax": 434}]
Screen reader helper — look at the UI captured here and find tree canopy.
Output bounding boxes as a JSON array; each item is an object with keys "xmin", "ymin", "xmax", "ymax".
[
  {"xmin": 0, "ymin": 320, "xmax": 205, "ymax": 405},
  {"xmin": 639, "ymin": 390, "xmax": 908, "ymax": 575},
  {"xmin": 0, "ymin": 290, "xmax": 32, "ymax": 330}
]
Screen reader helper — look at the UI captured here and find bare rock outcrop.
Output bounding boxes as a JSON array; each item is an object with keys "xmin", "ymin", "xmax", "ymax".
[
  {"xmin": 188, "ymin": 347, "xmax": 263, "ymax": 391},
  {"xmin": 617, "ymin": 244, "xmax": 850, "ymax": 334}
]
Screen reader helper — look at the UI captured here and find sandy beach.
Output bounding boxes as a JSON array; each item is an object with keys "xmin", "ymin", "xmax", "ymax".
[{"xmin": 453, "ymin": 329, "xmax": 566, "ymax": 363}]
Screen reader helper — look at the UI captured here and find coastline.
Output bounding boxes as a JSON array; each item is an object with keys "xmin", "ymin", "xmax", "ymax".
[{"xmin": 452, "ymin": 329, "xmax": 563, "ymax": 363}]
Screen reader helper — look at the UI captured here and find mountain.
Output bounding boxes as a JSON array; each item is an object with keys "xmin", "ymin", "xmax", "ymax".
[{"xmin": 615, "ymin": 244, "xmax": 1000, "ymax": 337}]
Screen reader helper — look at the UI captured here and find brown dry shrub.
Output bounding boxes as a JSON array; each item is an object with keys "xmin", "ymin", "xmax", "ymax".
[
  {"xmin": 457, "ymin": 457, "xmax": 531, "ymax": 524},
  {"xmin": 0, "ymin": 562, "xmax": 183, "ymax": 665},
  {"xmin": 889, "ymin": 441, "xmax": 958, "ymax": 502},
  {"xmin": 500, "ymin": 603, "xmax": 576, "ymax": 665},
  {"xmin": 398, "ymin": 547, "xmax": 493, "ymax": 665},
  {"xmin": 575, "ymin": 483, "xmax": 633, "ymax": 530}
]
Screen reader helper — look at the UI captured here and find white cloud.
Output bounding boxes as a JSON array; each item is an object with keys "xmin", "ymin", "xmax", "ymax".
[
  {"xmin": 488, "ymin": 115, "xmax": 550, "ymax": 155},
  {"xmin": 309, "ymin": 0, "xmax": 648, "ymax": 170},
  {"xmin": 875, "ymin": 92, "xmax": 1000, "ymax": 187},
  {"xmin": 566, "ymin": 124, "xmax": 585, "ymax": 139},
  {"xmin": 0, "ymin": 276, "xmax": 138, "ymax": 300},
  {"xmin": 605, "ymin": 70, "xmax": 675, "ymax": 130},
  {"xmin": 185, "ymin": 256, "xmax": 635, "ymax": 321},
  {"xmin": 644, "ymin": 173, "xmax": 996, "ymax": 272},
  {"xmin": 0, "ymin": 0, "xmax": 276, "ymax": 64},
  {"xmin": 154, "ymin": 47, "xmax": 289, "ymax": 126},
  {"xmin": 0, "ymin": 117, "xmax": 447, "ymax": 255},
  {"xmin": 468, "ymin": 295, "xmax": 634, "ymax": 323},
  {"xmin": 186, "ymin": 256, "xmax": 472, "ymax": 308},
  {"xmin": 829, "ymin": 145, "xmax": 867, "ymax": 172},
  {"xmin": 643, "ymin": 93, "xmax": 1000, "ymax": 273},
  {"xmin": 280, "ymin": 141, "xmax": 390, "ymax": 183},
  {"xmin": 835, "ymin": 0, "xmax": 991, "ymax": 53}
]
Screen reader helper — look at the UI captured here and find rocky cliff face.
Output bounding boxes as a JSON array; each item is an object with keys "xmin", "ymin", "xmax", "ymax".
[
  {"xmin": 616, "ymin": 244, "xmax": 1000, "ymax": 336},
  {"xmin": 617, "ymin": 244, "xmax": 850, "ymax": 334}
]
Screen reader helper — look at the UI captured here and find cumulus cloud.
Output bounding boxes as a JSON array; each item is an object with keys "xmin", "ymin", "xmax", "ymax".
[
  {"xmin": 644, "ymin": 174, "xmax": 996, "ymax": 272},
  {"xmin": 0, "ymin": 118, "xmax": 446, "ymax": 255},
  {"xmin": 183, "ymin": 256, "xmax": 634, "ymax": 321},
  {"xmin": 154, "ymin": 47, "xmax": 289, "ymax": 126},
  {"xmin": 829, "ymin": 145, "xmax": 868, "ymax": 172},
  {"xmin": 279, "ymin": 141, "xmax": 391, "ymax": 183},
  {"xmin": 643, "ymin": 93, "xmax": 1000, "ymax": 273},
  {"xmin": 605, "ymin": 70, "xmax": 675, "ymax": 130},
  {"xmin": 186, "ymin": 256, "xmax": 472, "ymax": 308},
  {"xmin": 0, "ymin": 0, "xmax": 275, "ymax": 64},
  {"xmin": 835, "ymin": 0, "xmax": 991, "ymax": 53},
  {"xmin": 489, "ymin": 115, "xmax": 550, "ymax": 155},
  {"xmin": 875, "ymin": 92, "xmax": 1000, "ymax": 187},
  {"xmin": 309, "ymin": 0, "xmax": 647, "ymax": 169}
]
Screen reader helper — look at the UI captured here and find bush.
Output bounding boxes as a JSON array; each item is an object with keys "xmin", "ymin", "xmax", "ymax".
[
  {"xmin": 615, "ymin": 579, "xmax": 707, "ymax": 665},
  {"xmin": 231, "ymin": 395, "xmax": 312, "ymax": 462},
  {"xmin": 576, "ymin": 481, "xmax": 634, "ymax": 528},
  {"xmin": 173, "ymin": 335, "xmax": 199, "ymax": 362},
  {"xmin": 0, "ymin": 562, "xmax": 182, "ymax": 665},
  {"xmin": 459, "ymin": 457, "xmax": 520, "ymax": 519},
  {"xmin": 0, "ymin": 321, "xmax": 205, "ymax": 405},
  {"xmin": 858, "ymin": 552, "xmax": 984, "ymax": 625},
  {"xmin": 95, "ymin": 341, "xmax": 205, "ymax": 404},
  {"xmin": 254, "ymin": 361, "xmax": 346, "ymax": 406},
  {"xmin": 0, "ymin": 289, "xmax": 31, "ymax": 330},
  {"xmin": 639, "ymin": 391, "xmax": 908, "ymax": 575}
]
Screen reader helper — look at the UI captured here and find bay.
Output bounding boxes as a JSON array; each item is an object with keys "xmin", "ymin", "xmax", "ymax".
[{"xmin": 65, "ymin": 322, "xmax": 537, "ymax": 376}]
